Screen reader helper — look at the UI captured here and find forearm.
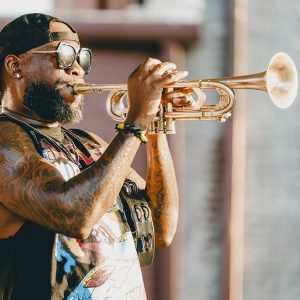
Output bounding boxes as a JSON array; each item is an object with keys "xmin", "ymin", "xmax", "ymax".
[
  {"xmin": 61, "ymin": 131, "xmax": 141, "ymax": 237},
  {"xmin": 145, "ymin": 134, "xmax": 179, "ymax": 247}
]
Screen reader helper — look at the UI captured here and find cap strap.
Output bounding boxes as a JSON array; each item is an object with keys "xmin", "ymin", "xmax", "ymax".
[
  {"xmin": 49, "ymin": 32, "xmax": 79, "ymax": 43},
  {"xmin": 0, "ymin": 31, "xmax": 79, "ymax": 43}
]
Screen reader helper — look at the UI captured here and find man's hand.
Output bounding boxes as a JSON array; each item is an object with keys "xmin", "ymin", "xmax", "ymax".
[
  {"xmin": 125, "ymin": 57, "xmax": 188, "ymax": 130},
  {"xmin": 162, "ymin": 87, "xmax": 196, "ymax": 106}
]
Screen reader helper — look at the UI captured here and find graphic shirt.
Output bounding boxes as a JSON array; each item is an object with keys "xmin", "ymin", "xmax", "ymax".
[{"xmin": 0, "ymin": 117, "xmax": 146, "ymax": 300}]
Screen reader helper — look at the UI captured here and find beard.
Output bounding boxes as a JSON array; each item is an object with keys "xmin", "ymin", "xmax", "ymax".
[{"xmin": 23, "ymin": 80, "xmax": 83, "ymax": 125}]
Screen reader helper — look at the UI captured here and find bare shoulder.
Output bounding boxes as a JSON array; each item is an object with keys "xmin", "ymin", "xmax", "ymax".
[
  {"xmin": 0, "ymin": 120, "xmax": 63, "ymax": 185},
  {"xmin": 0, "ymin": 120, "xmax": 41, "ymax": 157},
  {"xmin": 0, "ymin": 120, "xmax": 65, "ymax": 211},
  {"xmin": 0, "ymin": 120, "xmax": 66, "ymax": 236}
]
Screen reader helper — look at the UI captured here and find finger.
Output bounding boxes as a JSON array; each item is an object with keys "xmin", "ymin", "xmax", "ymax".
[
  {"xmin": 173, "ymin": 87, "xmax": 194, "ymax": 94},
  {"xmin": 129, "ymin": 64, "xmax": 142, "ymax": 77},
  {"xmin": 163, "ymin": 88, "xmax": 194, "ymax": 99},
  {"xmin": 150, "ymin": 62, "xmax": 177, "ymax": 76},
  {"xmin": 173, "ymin": 94, "xmax": 195, "ymax": 106},
  {"xmin": 156, "ymin": 70, "xmax": 189, "ymax": 85},
  {"xmin": 140, "ymin": 57, "xmax": 162, "ymax": 73},
  {"xmin": 162, "ymin": 93, "xmax": 195, "ymax": 106}
]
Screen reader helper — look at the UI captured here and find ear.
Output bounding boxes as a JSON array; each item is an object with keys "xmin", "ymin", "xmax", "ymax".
[{"xmin": 4, "ymin": 55, "xmax": 22, "ymax": 79}]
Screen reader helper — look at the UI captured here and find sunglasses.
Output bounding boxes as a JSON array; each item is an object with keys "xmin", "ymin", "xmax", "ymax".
[{"xmin": 26, "ymin": 42, "xmax": 92, "ymax": 74}]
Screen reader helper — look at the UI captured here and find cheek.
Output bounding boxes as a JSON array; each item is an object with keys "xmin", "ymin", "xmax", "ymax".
[
  {"xmin": 60, "ymin": 87, "xmax": 82, "ymax": 104},
  {"xmin": 22, "ymin": 55, "xmax": 58, "ymax": 82}
]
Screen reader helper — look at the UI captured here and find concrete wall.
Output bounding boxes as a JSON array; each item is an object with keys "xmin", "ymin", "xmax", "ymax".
[
  {"xmin": 182, "ymin": 0, "xmax": 230, "ymax": 299},
  {"xmin": 181, "ymin": 0, "xmax": 300, "ymax": 299},
  {"xmin": 244, "ymin": 1, "xmax": 300, "ymax": 299}
]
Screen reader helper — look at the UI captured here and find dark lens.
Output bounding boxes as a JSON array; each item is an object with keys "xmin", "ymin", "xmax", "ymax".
[
  {"xmin": 78, "ymin": 48, "xmax": 92, "ymax": 74},
  {"xmin": 57, "ymin": 44, "xmax": 76, "ymax": 69}
]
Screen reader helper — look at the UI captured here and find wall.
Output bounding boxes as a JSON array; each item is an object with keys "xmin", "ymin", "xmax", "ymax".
[
  {"xmin": 181, "ymin": 0, "xmax": 300, "ymax": 299},
  {"xmin": 182, "ymin": 0, "xmax": 230, "ymax": 299},
  {"xmin": 244, "ymin": 1, "xmax": 300, "ymax": 299}
]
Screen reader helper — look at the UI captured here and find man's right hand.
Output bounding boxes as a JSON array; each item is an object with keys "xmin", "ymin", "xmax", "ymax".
[{"xmin": 125, "ymin": 57, "xmax": 188, "ymax": 130}]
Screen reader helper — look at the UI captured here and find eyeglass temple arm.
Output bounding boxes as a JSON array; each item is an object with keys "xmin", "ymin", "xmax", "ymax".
[{"xmin": 26, "ymin": 50, "xmax": 58, "ymax": 54}]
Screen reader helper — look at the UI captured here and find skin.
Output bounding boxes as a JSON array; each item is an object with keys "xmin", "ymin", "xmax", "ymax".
[{"xmin": 0, "ymin": 22, "xmax": 191, "ymax": 247}]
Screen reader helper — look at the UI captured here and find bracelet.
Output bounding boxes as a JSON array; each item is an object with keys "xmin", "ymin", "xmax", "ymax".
[{"xmin": 115, "ymin": 123, "xmax": 148, "ymax": 144}]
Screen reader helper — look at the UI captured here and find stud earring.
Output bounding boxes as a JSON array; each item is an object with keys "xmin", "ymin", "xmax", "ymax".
[{"xmin": 15, "ymin": 73, "xmax": 21, "ymax": 79}]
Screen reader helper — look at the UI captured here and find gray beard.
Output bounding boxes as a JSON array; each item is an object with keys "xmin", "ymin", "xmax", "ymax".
[{"xmin": 23, "ymin": 80, "xmax": 83, "ymax": 125}]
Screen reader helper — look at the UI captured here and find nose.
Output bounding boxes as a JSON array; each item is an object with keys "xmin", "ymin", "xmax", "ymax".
[{"xmin": 65, "ymin": 60, "xmax": 85, "ymax": 78}]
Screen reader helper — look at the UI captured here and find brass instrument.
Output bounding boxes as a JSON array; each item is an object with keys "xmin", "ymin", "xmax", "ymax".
[{"xmin": 73, "ymin": 52, "xmax": 298, "ymax": 134}]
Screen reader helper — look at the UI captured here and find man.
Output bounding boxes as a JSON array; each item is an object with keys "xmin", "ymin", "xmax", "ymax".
[{"xmin": 0, "ymin": 13, "xmax": 191, "ymax": 299}]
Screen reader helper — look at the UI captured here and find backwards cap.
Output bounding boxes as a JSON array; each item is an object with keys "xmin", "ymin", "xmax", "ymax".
[{"xmin": 0, "ymin": 13, "xmax": 79, "ymax": 66}]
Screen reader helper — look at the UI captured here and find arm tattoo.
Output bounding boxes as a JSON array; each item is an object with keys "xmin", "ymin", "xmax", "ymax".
[
  {"xmin": 145, "ymin": 135, "xmax": 179, "ymax": 245},
  {"xmin": 0, "ymin": 122, "xmax": 141, "ymax": 238}
]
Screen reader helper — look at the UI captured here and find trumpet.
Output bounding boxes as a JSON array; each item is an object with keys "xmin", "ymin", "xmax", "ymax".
[{"xmin": 73, "ymin": 52, "xmax": 298, "ymax": 134}]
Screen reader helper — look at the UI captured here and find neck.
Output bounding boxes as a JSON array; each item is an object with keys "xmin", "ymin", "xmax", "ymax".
[{"xmin": 1, "ymin": 105, "xmax": 60, "ymax": 128}]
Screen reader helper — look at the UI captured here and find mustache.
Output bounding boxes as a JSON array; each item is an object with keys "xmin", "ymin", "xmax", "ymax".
[{"xmin": 54, "ymin": 80, "xmax": 84, "ymax": 93}]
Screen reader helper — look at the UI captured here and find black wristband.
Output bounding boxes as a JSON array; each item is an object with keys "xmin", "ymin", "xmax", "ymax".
[{"xmin": 115, "ymin": 123, "xmax": 148, "ymax": 143}]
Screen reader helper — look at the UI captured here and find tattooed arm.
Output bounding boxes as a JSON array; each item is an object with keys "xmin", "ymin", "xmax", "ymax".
[
  {"xmin": 0, "ymin": 121, "xmax": 141, "ymax": 239},
  {"xmin": 127, "ymin": 135, "xmax": 178, "ymax": 248},
  {"xmin": 145, "ymin": 134, "xmax": 178, "ymax": 247},
  {"xmin": 83, "ymin": 130, "xmax": 179, "ymax": 248},
  {"xmin": 0, "ymin": 122, "xmax": 177, "ymax": 244}
]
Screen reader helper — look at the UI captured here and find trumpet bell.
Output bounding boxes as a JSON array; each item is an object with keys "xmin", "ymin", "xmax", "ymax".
[{"xmin": 266, "ymin": 52, "xmax": 298, "ymax": 109}]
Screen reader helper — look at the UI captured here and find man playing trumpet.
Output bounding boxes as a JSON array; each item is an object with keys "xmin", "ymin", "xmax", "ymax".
[{"xmin": 0, "ymin": 13, "xmax": 193, "ymax": 299}]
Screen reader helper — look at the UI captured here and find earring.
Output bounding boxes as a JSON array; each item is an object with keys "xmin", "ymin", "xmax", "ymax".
[{"xmin": 15, "ymin": 73, "xmax": 21, "ymax": 79}]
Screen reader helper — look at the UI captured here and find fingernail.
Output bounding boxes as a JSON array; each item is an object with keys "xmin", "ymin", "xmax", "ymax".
[{"xmin": 173, "ymin": 97, "xmax": 183, "ymax": 105}]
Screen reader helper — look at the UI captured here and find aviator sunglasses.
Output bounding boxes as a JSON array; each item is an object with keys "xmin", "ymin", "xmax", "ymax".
[{"xmin": 26, "ymin": 42, "xmax": 92, "ymax": 75}]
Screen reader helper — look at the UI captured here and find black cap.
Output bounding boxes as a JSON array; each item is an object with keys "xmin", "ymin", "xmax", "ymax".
[{"xmin": 0, "ymin": 13, "xmax": 79, "ymax": 67}]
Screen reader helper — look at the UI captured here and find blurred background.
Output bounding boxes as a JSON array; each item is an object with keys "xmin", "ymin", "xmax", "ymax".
[{"xmin": 1, "ymin": 0, "xmax": 299, "ymax": 299}]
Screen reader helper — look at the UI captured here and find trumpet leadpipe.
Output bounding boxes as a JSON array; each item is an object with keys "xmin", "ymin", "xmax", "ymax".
[{"xmin": 73, "ymin": 83, "xmax": 128, "ymax": 94}]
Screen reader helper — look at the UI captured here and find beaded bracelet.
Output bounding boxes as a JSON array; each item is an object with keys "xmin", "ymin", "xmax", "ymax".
[{"xmin": 115, "ymin": 123, "xmax": 148, "ymax": 144}]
